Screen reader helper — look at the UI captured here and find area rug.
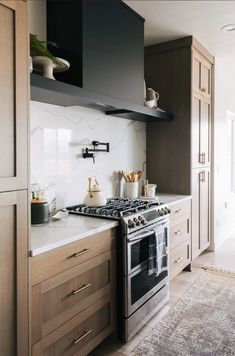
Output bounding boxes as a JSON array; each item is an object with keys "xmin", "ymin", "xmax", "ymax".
[{"xmin": 131, "ymin": 268, "xmax": 235, "ymax": 356}]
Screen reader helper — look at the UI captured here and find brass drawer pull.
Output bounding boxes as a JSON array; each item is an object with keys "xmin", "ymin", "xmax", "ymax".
[
  {"xmin": 71, "ymin": 283, "xmax": 92, "ymax": 295},
  {"xmin": 73, "ymin": 248, "xmax": 93, "ymax": 257},
  {"xmin": 174, "ymin": 229, "xmax": 182, "ymax": 235},
  {"xmin": 73, "ymin": 329, "xmax": 92, "ymax": 345},
  {"xmin": 175, "ymin": 257, "xmax": 183, "ymax": 264},
  {"xmin": 201, "ymin": 87, "xmax": 206, "ymax": 93},
  {"xmin": 174, "ymin": 208, "xmax": 183, "ymax": 214}
]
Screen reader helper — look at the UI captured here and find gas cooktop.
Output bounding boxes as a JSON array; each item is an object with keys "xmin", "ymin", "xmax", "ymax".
[{"xmin": 66, "ymin": 197, "xmax": 161, "ymax": 220}]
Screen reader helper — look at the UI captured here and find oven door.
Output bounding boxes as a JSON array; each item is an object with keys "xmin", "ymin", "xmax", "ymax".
[
  {"xmin": 124, "ymin": 220, "xmax": 169, "ymax": 317},
  {"xmin": 124, "ymin": 219, "xmax": 169, "ymax": 276}
]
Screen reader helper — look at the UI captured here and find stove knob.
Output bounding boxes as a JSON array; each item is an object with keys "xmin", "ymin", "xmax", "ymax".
[
  {"xmin": 138, "ymin": 216, "xmax": 142, "ymax": 220},
  {"xmin": 133, "ymin": 218, "xmax": 138, "ymax": 222},
  {"xmin": 159, "ymin": 209, "xmax": 164, "ymax": 216},
  {"xmin": 128, "ymin": 220, "xmax": 136, "ymax": 229},
  {"xmin": 167, "ymin": 208, "xmax": 171, "ymax": 214},
  {"xmin": 136, "ymin": 221, "xmax": 140, "ymax": 226},
  {"xmin": 141, "ymin": 219, "xmax": 146, "ymax": 225},
  {"xmin": 128, "ymin": 219, "xmax": 133, "ymax": 227}
]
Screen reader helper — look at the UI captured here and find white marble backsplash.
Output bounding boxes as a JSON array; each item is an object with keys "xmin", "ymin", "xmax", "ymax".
[{"xmin": 31, "ymin": 101, "xmax": 146, "ymax": 209}]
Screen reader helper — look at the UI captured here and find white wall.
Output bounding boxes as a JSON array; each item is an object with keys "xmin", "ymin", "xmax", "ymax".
[
  {"xmin": 28, "ymin": 0, "xmax": 46, "ymax": 41},
  {"xmin": 31, "ymin": 101, "xmax": 146, "ymax": 209},
  {"xmin": 213, "ymin": 56, "xmax": 235, "ymax": 246}
]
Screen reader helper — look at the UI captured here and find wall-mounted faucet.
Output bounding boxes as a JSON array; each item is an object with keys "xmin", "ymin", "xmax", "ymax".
[{"xmin": 82, "ymin": 141, "xmax": 110, "ymax": 163}]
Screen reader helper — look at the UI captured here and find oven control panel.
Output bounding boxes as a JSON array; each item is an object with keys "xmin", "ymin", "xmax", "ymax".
[{"xmin": 122, "ymin": 205, "xmax": 171, "ymax": 234}]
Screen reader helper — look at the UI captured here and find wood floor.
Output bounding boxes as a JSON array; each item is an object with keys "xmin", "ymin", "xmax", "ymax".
[{"xmin": 89, "ymin": 237, "xmax": 235, "ymax": 356}]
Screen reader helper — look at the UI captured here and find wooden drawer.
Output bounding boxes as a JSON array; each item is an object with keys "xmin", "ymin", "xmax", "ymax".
[
  {"xmin": 32, "ymin": 293, "xmax": 113, "ymax": 356},
  {"xmin": 170, "ymin": 216, "xmax": 190, "ymax": 250},
  {"xmin": 31, "ymin": 228, "xmax": 116, "ymax": 285},
  {"xmin": 169, "ymin": 199, "xmax": 191, "ymax": 223},
  {"xmin": 170, "ymin": 239, "xmax": 191, "ymax": 281},
  {"xmin": 32, "ymin": 250, "xmax": 115, "ymax": 343}
]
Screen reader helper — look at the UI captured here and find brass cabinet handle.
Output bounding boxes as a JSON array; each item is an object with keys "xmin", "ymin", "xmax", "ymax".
[
  {"xmin": 73, "ymin": 329, "xmax": 92, "ymax": 345},
  {"xmin": 174, "ymin": 229, "xmax": 182, "ymax": 235},
  {"xmin": 71, "ymin": 283, "xmax": 92, "ymax": 295},
  {"xmin": 199, "ymin": 171, "xmax": 206, "ymax": 182},
  {"xmin": 175, "ymin": 257, "xmax": 183, "ymax": 264},
  {"xmin": 199, "ymin": 152, "xmax": 206, "ymax": 164},
  {"xmin": 73, "ymin": 248, "xmax": 93, "ymax": 257}
]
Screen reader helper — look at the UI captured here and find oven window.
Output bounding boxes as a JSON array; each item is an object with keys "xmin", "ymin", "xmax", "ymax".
[
  {"xmin": 131, "ymin": 238, "xmax": 149, "ymax": 270},
  {"xmin": 130, "ymin": 227, "xmax": 167, "ymax": 270},
  {"xmin": 131, "ymin": 269, "xmax": 167, "ymax": 305}
]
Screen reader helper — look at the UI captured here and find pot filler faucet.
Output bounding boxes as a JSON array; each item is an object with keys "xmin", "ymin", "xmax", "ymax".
[{"xmin": 82, "ymin": 140, "xmax": 110, "ymax": 163}]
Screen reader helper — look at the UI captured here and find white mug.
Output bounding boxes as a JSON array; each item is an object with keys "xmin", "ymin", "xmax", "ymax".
[{"xmin": 146, "ymin": 184, "xmax": 157, "ymax": 198}]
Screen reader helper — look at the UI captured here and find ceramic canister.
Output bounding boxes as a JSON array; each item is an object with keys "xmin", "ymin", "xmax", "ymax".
[{"xmin": 31, "ymin": 201, "xmax": 50, "ymax": 225}]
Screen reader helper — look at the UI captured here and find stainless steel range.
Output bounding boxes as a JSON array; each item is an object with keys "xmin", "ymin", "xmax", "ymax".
[{"xmin": 67, "ymin": 198, "xmax": 170, "ymax": 341}]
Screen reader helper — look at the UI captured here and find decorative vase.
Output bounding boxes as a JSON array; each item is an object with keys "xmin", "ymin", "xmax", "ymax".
[{"xmin": 32, "ymin": 56, "xmax": 70, "ymax": 80}]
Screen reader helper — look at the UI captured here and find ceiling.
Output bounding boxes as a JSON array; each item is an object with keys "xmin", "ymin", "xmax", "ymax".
[{"xmin": 124, "ymin": 0, "xmax": 235, "ymax": 57}]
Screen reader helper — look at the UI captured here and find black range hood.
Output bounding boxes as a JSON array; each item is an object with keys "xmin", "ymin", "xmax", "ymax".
[
  {"xmin": 31, "ymin": 0, "xmax": 173, "ymax": 122},
  {"xmin": 31, "ymin": 74, "xmax": 173, "ymax": 122}
]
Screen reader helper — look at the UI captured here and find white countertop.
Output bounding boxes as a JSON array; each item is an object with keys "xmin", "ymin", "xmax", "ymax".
[
  {"xmin": 157, "ymin": 193, "xmax": 191, "ymax": 204},
  {"xmin": 30, "ymin": 215, "xmax": 118, "ymax": 256}
]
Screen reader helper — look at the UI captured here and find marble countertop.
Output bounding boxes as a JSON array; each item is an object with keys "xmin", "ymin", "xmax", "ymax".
[
  {"xmin": 30, "ymin": 215, "xmax": 118, "ymax": 257},
  {"xmin": 157, "ymin": 193, "xmax": 191, "ymax": 204}
]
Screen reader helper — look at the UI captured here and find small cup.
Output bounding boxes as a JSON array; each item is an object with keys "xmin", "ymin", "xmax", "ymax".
[
  {"xmin": 146, "ymin": 184, "xmax": 157, "ymax": 198},
  {"xmin": 125, "ymin": 182, "xmax": 138, "ymax": 199}
]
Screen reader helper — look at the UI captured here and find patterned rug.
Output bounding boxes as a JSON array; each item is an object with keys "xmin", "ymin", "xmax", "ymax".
[{"xmin": 131, "ymin": 268, "xmax": 235, "ymax": 356}]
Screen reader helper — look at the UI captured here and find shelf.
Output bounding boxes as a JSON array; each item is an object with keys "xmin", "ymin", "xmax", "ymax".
[{"xmin": 30, "ymin": 74, "xmax": 173, "ymax": 122}]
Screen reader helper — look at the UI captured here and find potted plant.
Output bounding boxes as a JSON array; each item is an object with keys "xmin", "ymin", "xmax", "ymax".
[{"xmin": 30, "ymin": 33, "xmax": 70, "ymax": 80}]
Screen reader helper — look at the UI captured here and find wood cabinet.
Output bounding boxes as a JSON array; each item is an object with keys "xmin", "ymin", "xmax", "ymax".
[
  {"xmin": 31, "ymin": 229, "xmax": 116, "ymax": 356},
  {"xmin": 31, "ymin": 228, "xmax": 115, "ymax": 285},
  {"xmin": 0, "ymin": 0, "xmax": 28, "ymax": 192},
  {"xmin": 145, "ymin": 36, "xmax": 213, "ymax": 261},
  {"xmin": 0, "ymin": 190, "xmax": 29, "ymax": 356},
  {"xmin": 0, "ymin": 1, "xmax": 29, "ymax": 355},
  {"xmin": 192, "ymin": 49, "xmax": 212, "ymax": 99},
  {"xmin": 192, "ymin": 167, "xmax": 210, "ymax": 259},
  {"xmin": 169, "ymin": 198, "xmax": 191, "ymax": 280},
  {"xmin": 192, "ymin": 93, "xmax": 211, "ymax": 168}
]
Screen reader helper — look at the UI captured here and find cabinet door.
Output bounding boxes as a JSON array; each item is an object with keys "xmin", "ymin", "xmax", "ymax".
[
  {"xmin": 191, "ymin": 93, "xmax": 211, "ymax": 168},
  {"xmin": 192, "ymin": 49, "xmax": 212, "ymax": 99},
  {"xmin": 0, "ymin": 0, "xmax": 28, "ymax": 192},
  {"xmin": 199, "ymin": 167, "xmax": 210, "ymax": 252},
  {"xmin": 0, "ymin": 190, "xmax": 29, "ymax": 355},
  {"xmin": 191, "ymin": 168, "xmax": 210, "ymax": 260}
]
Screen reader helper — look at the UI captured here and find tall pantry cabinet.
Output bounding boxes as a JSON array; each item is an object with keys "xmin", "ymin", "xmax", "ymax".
[
  {"xmin": 145, "ymin": 36, "xmax": 213, "ymax": 261},
  {"xmin": 0, "ymin": 1, "xmax": 29, "ymax": 355}
]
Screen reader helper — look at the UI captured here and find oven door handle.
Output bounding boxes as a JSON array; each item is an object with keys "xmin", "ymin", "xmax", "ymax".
[{"xmin": 127, "ymin": 230, "xmax": 153, "ymax": 242}]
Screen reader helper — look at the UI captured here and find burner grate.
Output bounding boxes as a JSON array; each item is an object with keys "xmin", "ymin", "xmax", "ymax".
[{"xmin": 67, "ymin": 197, "xmax": 161, "ymax": 219}]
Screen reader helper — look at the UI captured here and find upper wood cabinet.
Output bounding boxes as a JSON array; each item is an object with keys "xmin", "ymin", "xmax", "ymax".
[
  {"xmin": 145, "ymin": 36, "xmax": 213, "ymax": 260},
  {"xmin": 192, "ymin": 93, "xmax": 211, "ymax": 168},
  {"xmin": 192, "ymin": 49, "xmax": 212, "ymax": 99},
  {"xmin": 0, "ymin": 0, "xmax": 28, "ymax": 193},
  {"xmin": 0, "ymin": 190, "xmax": 29, "ymax": 356},
  {"xmin": 0, "ymin": 2, "xmax": 29, "ymax": 355}
]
